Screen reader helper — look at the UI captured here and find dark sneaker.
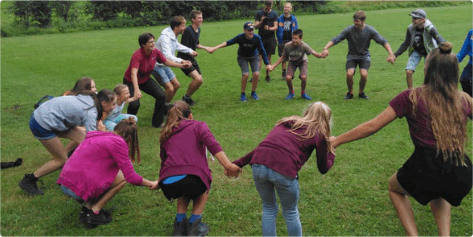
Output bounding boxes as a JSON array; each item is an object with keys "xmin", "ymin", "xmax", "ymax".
[
  {"xmin": 80, "ymin": 207, "xmax": 91, "ymax": 222},
  {"xmin": 251, "ymin": 92, "xmax": 259, "ymax": 100},
  {"xmin": 172, "ymin": 217, "xmax": 188, "ymax": 236},
  {"xmin": 285, "ymin": 92, "xmax": 295, "ymax": 100},
  {"xmin": 187, "ymin": 217, "xmax": 209, "ymax": 236},
  {"xmin": 301, "ymin": 93, "xmax": 312, "ymax": 100},
  {"xmin": 19, "ymin": 173, "xmax": 43, "ymax": 196},
  {"xmin": 84, "ymin": 209, "xmax": 112, "ymax": 225},
  {"xmin": 265, "ymin": 75, "xmax": 271, "ymax": 83},
  {"xmin": 182, "ymin": 96, "xmax": 196, "ymax": 106},
  {"xmin": 240, "ymin": 94, "xmax": 247, "ymax": 102},
  {"xmin": 358, "ymin": 92, "xmax": 370, "ymax": 100},
  {"xmin": 344, "ymin": 92, "xmax": 354, "ymax": 100}
]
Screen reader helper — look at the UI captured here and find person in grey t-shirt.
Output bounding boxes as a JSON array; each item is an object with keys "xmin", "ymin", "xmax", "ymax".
[
  {"xmin": 321, "ymin": 10, "xmax": 395, "ymax": 100},
  {"xmin": 269, "ymin": 29, "xmax": 325, "ymax": 100}
]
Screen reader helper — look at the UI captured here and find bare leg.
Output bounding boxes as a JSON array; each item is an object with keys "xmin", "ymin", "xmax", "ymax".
[
  {"xmin": 388, "ymin": 173, "xmax": 418, "ymax": 236},
  {"xmin": 346, "ymin": 68, "xmax": 355, "ymax": 94},
  {"xmin": 191, "ymin": 191, "xmax": 209, "ymax": 215},
  {"xmin": 177, "ymin": 196, "xmax": 191, "ymax": 214},
  {"xmin": 168, "ymin": 78, "xmax": 180, "ymax": 103},
  {"xmin": 241, "ymin": 73, "xmax": 249, "ymax": 93},
  {"xmin": 185, "ymin": 71, "xmax": 203, "ymax": 97},
  {"xmin": 163, "ymin": 82, "xmax": 175, "ymax": 103},
  {"xmin": 406, "ymin": 70, "xmax": 414, "ymax": 89},
  {"xmin": 33, "ymin": 127, "xmax": 86, "ymax": 178},
  {"xmin": 266, "ymin": 55, "xmax": 272, "ymax": 77},
  {"xmin": 359, "ymin": 69, "xmax": 368, "ymax": 94},
  {"xmin": 90, "ymin": 171, "xmax": 126, "ymax": 213},
  {"xmin": 300, "ymin": 75, "xmax": 307, "ymax": 93},
  {"xmin": 430, "ymin": 198, "xmax": 451, "ymax": 236},
  {"xmin": 251, "ymin": 72, "xmax": 260, "ymax": 91},
  {"xmin": 286, "ymin": 75, "xmax": 294, "ymax": 92}
]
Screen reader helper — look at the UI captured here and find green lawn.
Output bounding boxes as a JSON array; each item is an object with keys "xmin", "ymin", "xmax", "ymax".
[{"xmin": 1, "ymin": 5, "xmax": 472, "ymax": 236}]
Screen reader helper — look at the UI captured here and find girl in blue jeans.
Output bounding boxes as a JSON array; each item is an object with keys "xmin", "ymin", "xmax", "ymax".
[{"xmin": 233, "ymin": 101, "xmax": 336, "ymax": 236}]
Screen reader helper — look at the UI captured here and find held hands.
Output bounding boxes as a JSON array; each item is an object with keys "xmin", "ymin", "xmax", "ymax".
[
  {"xmin": 180, "ymin": 60, "xmax": 192, "ymax": 68},
  {"xmin": 224, "ymin": 163, "xmax": 242, "ymax": 178},
  {"xmin": 134, "ymin": 90, "xmax": 143, "ymax": 100},
  {"xmin": 266, "ymin": 65, "xmax": 273, "ymax": 72},
  {"xmin": 207, "ymin": 47, "xmax": 217, "ymax": 54},
  {"xmin": 190, "ymin": 51, "xmax": 198, "ymax": 57},
  {"xmin": 321, "ymin": 49, "xmax": 329, "ymax": 58},
  {"xmin": 329, "ymin": 136, "xmax": 338, "ymax": 149},
  {"xmin": 387, "ymin": 54, "xmax": 396, "ymax": 64},
  {"xmin": 149, "ymin": 180, "xmax": 160, "ymax": 190}
]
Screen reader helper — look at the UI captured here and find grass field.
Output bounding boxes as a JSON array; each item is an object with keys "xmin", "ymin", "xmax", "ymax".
[{"xmin": 1, "ymin": 5, "xmax": 472, "ymax": 236}]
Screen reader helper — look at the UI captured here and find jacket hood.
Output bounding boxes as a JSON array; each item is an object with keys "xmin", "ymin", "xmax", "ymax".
[
  {"xmin": 171, "ymin": 119, "xmax": 196, "ymax": 134},
  {"xmin": 76, "ymin": 94, "xmax": 96, "ymax": 107},
  {"xmin": 161, "ymin": 27, "xmax": 177, "ymax": 41}
]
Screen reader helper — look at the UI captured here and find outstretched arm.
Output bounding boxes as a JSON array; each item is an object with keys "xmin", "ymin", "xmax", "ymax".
[
  {"xmin": 214, "ymin": 151, "xmax": 242, "ymax": 178},
  {"xmin": 207, "ymin": 42, "xmax": 228, "ymax": 54},
  {"xmin": 321, "ymin": 41, "xmax": 334, "ymax": 57},
  {"xmin": 384, "ymin": 43, "xmax": 396, "ymax": 64},
  {"xmin": 332, "ymin": 106, "xmax": 397, "ymax": 148}
]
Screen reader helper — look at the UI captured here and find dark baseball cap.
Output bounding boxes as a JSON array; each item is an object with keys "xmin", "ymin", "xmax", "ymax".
[
  {"xmin": 409, "ymin": 9, "xmax": 427, "ymax": 19},
  {"xmin": 243, "ymin": 21, "xmax": 255, "ymax": 30}
]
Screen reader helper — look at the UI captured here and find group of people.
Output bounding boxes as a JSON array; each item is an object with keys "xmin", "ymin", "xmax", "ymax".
[{"xmin": 16, "ymin": 2, "xmax": 472, "ymax": 236}]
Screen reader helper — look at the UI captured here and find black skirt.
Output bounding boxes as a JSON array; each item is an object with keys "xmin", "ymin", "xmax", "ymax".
[
  {"xmin": 397, "ymin": 146, "xmax": 472, "ymax": 206},
  {"xmin": 159, "ymin": 175, "xmax": 207, "ymax": 202}
]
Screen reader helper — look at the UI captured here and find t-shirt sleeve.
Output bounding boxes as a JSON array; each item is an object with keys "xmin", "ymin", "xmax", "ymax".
[
  {"xmin": 314, "ymin": 135, "xmax": 335, "ymax": 174},
  {"xmin": 331, "ymin": 26, "xmax": 350, "ymax": 45},
  {"xmin": 226, "ymin": 35, "xmax": 239, "ymax": 46},
  {"xmin": 198, "ymin": 122, "xmax": 223, "ymax": 155},
  {"xmin": 130, "ymin": 51, "xmax": 141, "ymax": 69},
  {"xmin": 389, "ymin": 90, "xmax": 412, "ymax": 119},
  {"xmin": 303, "ymin": 43, "xmax": 315, "ymax": 55},
  {"xmin": 370, "ymin": 26, "xmax": 388, "ymax": 45},
  {"xmin": 255, "ymin": 11, "xmax": 262, "ymax": 22}
]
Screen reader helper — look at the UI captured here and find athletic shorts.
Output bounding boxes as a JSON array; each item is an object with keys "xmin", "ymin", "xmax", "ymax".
[
  {"xmin": 237, "ymin": 56, "xmax": 260, "ymax": 75},
  {"xmin": 287, "ymin": 61, "xmax": 308, "ymax": 79},
  {"xmin": 346, "ymin": 55, "xmax": 371, "ymax": 70},
  {"xmin": 159, "ymin": 175, "xmax": 207, "ymax": 202},
  {"xmin": 397, "ymin": 146, "xmax": 472, "ymax": 207},
  {"xmin": 262, "ymin": 37, "xmax": 277, "ymax": 55},
  {"xmin": 278, "ymin": 41, "xmax": 290, "ymax": 57},
  {"xmin": 152, "ymin": 66, "xmax": 176, "ymax": 86},
  {"xmin": 180, "ymin": 59, "xmax": 201, "ymax": 76},
  {"xmin": 405, "ymin": 50, "xmax": 426, "ymax": 72},
  {"xmin": 29, "ymin": 114, "xmax": 56, "ymax": 140}
]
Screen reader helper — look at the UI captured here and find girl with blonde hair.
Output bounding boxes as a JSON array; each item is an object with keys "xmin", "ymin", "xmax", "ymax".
[
  {"xmin": 158, "ymin": 101, "xmax": 241, "ymax": 236},
  {"xmin": 331, "ymin": 42, "xmax": 472, "ymax": 236},
  {"xmin": 233, "ymin": 101, "xmax": 336, "ymax": 236}
]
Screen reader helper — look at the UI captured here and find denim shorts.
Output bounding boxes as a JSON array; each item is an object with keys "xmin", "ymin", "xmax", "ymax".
[
  {"xmin": 405, "ymin": 50, "xmax": 426, "ymax": 71},
  {"xmin": 237, "ymin": 56, "xmax": 260, "ymax": 75},
  {"xmin": 103, "ymin": 114, "xmax": 138, "ymax": 131},
  {"xmin": 61, "ymin": 185, "xmax": 84, "ymax": 203},
  {"xmin": 152, "ymin": 66, "xmax": 176, "ymax": 86},
  {"xmin": 29, "ymin": 114, "xmax": 56, "ymax": 140}
]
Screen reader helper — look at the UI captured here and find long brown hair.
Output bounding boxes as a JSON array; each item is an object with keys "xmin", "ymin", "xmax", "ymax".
[
  {"xmin": 159, "ymin": 101, "xmax": 191, "ymax": 144},
  {"xmin": 63, "ymin": 77, "xmax": 94, "ymax": 96},
  {"xmin": 114, "ymin": 117, "xmax": 141, "ymax": 163},
  {"xmin": 276, "ymin": 101, "xmax": 335, "ymax": 154},
  {"xmin": 409, "ymin": 42, "xmax": 472, "ymax": 166}
]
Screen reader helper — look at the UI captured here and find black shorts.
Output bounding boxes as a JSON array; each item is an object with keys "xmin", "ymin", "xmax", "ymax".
[
  {"xmin": 159, "ymin": 175, "xmax": 207, "ymax": 202},
  {"xmin": 180, "ymin": 59, "xmax": 201, "ymax": 77},
  {"xmin": 397, "ymin": 146, "xmax": 472, "ymax": 207},
  {"xmin": 346, "ymin": 55, "xmax": 371, "ymax": 70},
  {"xmin": 262, "ymin": 37, "xmax": 277, "ymax": 55}
]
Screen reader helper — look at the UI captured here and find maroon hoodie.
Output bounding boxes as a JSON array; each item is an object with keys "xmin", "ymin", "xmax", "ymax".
[
  {"xmin": 233, "ymin": 121, "xmax": 335, "ymax": 178},
  {"xmin": 159, "ymin": 119, "xmax": 222, "ymax": 190}
]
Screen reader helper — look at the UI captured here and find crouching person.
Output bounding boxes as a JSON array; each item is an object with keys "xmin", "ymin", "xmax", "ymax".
[{"xmin": 57, "ymin": 118, "xmax": 159, "ymax": 227}]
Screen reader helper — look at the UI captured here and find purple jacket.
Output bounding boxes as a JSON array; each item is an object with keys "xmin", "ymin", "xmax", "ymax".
[
  {"xmin": 57, "ymin": 131, "xmax": 143, "ymax": 202},
  {"xmin": 233, "ymin": 121, "xmax": 336, "ymax": 178},
  {"xmin": 159, "ymin": 119, "xmax": 222, "ymax": 190}
]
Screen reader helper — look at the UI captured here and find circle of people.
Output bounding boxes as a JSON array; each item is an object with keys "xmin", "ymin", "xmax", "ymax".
[{"xmin": 19, "ymin": 2, "xmax": 472, "ymax": 236}]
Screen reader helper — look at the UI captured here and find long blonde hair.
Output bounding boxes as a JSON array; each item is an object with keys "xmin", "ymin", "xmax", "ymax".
[
  {"xmin": 276, "ymin": 102, "xmax": 335, "ymax": 154},
  {"xmin": 159, "ymin": 101, "xmax": 191, "ymax": 144},
  {"xmin": 114, "ymin": 117, "xmax": 141, "ymax": 163},
  {"xmin": 409, "ymin": 42, "xmax": 472, "ymax": 166}
]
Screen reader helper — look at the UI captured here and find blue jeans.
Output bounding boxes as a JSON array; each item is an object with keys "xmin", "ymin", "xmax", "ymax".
[
  {"xmin": 252, "ymin": 164, "xmax": 302, "ymax": 236},
  {"xmin": 406, "ymin": 50, "xmax": 426, "ymax": 71}
]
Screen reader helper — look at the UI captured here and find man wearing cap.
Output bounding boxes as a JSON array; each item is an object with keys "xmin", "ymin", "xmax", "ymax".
[
  {"xmin": 255, "ymin": 0, "xmax": 278, "ymax": 82},
  {"xmin": 208, "ymin": 22, "xmax": 271, "ymax": 102},
  {"xmin": 387, "ymin": 9, "xmax": 445, "ymax": 89}
]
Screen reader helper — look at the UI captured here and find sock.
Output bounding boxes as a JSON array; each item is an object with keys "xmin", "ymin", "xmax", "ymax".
[
  {"xmin": 301, "ymin": 90, "xmax": 305, "ymax": 95},
  {"xmin": 241, "ymin": 92, "xmax": 245, "ymax": 95},
  {"xmin": 189, "ymin": 214, "xmax": 202, "ymax": 224},
  {"xmin": 176, "ymin": 213, "xmax": 186, "ymax": 223},
  {"xmin": 251, "ymin": 90, "xmax": 255, "ymax": 94},
  {"xmin": 30, "ymin": 173, "xmax": 39, "ymax": 181},
  {"xmin": 290, "ymin": 90, "xmax": 295, "ymax": 94}
]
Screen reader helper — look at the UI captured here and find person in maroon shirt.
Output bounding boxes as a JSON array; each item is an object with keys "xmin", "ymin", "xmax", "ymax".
[
  {"xmin": 233, "ymin": 101, "xmax": 336, "ymax": 236},
  {"xmin": 123, "ymin": 32, "xmax": 190, "ymax": 128},
  {"xmin": 158, "ymin": 101, "xmax": 241, "ymax": 236},
  {"xmin": 332, "ymin": 42, "xmax": 472, "ymax": 236}
]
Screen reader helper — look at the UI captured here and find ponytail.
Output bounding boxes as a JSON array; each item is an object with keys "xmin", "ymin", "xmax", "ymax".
[
  {"xmin": 114, "ymin": 117, "xmax": 140, "ymax": 163},
  {"xmin": 159, "ymin": 101, "xmax": 191, "ymax": 143}
]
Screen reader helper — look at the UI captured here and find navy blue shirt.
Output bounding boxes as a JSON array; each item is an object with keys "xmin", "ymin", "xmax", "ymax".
[
  {"xmin": 226, "ymin": 33, "xmax": 269, "ymax": 65},
  {"xmin": 255, "ymin": 9, "xmax": 278, "ymax": 38}
]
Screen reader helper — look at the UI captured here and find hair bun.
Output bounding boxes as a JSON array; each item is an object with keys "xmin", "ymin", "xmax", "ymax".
[{"xmin": 438, "ymin": 42, "xmax": 452, "ymax": 54}]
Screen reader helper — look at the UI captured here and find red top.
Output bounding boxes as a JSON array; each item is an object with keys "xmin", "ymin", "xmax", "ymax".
[{"xmin": 124, "ymin": 48, "xmax": 167, "ymax": 84}]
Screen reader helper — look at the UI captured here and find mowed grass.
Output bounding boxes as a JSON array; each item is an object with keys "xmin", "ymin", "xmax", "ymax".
[{"xmin": 1, "ymin": 5, "xmax": 472, "ymax": 236}]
